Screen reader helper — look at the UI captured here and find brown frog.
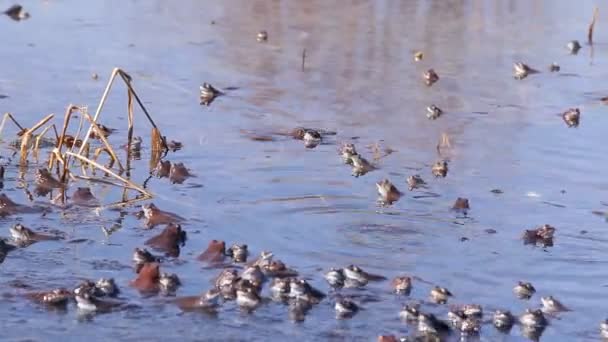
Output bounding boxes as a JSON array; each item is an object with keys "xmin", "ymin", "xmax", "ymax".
[
  {"xmin": 562, "ymin": 108, "xmax": 580, "ymax": 128},
  {"xmin": 342, "ymin": 265, "xmax": 387, "ymax": 287},
  {"xmin": 167, "ymin": 140, "xmax": 183, "ymax": 151},
  {"xmin": 407, "ymin": 175, "xmax": 426, "ymax": 191},
  {"xmin": 426, "ymin": 105, "xmax": 443, "ymax": 120},
  {"xmin": 261, "ymin": 260, "xmax": 298, "ymax": 278},
  {"xmin": 241, "ymin": 265, "xmax": 265, "ymax": 290},
  {"xmin": 339, "ymin": 142, "xmax": 358, "ymax": 165},
  {"xmin": 130, "ymin": 262, "xmax": 160, "ymax": 293},
  {"xmin": 197, "ymin": 240, "xmax": 226, "ymax": 263},
  {"xmin": 155, "ymin": 160, "xmax": 171, "ymax": 178},
  {"xmin": 226, "ymin": 243, "xmax": 248, "ymax": 263},
  {"xmin": 288, "ymin": 278, "xmax": 325, "ymax": 304},
  {"xmin": 200, "ymin": 83, "xmax": 223, "ymax": 106},
  {"xmin": 519, "ymin": 308, "xmax": 548, "ymax": 328},
  {"xmin": 35, "ymin": 168, "xmax": 64, "ymax": 189},
  {"xmin": 399, "ymin": 303, "xmax": 421, "ymax": 322},
  {"xmin": 214, "ymin": 268, "xmax": 239, "ymax": 299},
  {"xmin": 324, "ymin": 268, "xmax": 345, "ymax": 288},
  {"xmin": 335, "ymin": 296, "xmax": 359, "ymax": 319},
  {"xmin": 0, "ymin": 193, "xmax": 43, "ymax": 216},
  {"xmin": 429, "ymin": 286, "xmax": 453, "ymax": 304},
  {"xmin": 173, "ymin": 289, "xmax": 220, "ymax": 312},
  {"xmin": 270, "ymin": 278, "xmax": 291, "ymax": 301},
  {"xmin": 25, "ymin": 288, "xmax": 72, "ymax": 307},
  {"xmin": 236, "ymin": 284, "xmax": 262, "ymax": 310},
  {"xmin": 513, "ymin": 62, "xmax": 539, "ymax": 80},
  {"xmin": 567, "ymin": 40, "xmax": 581, "ymax": 54},
  {"xmin": 89, "ymin": 124, "xmax": 115, "ymax": 139},
  {"xmin": 169, "ymin": 162, "xmax": 193, "ymax": 184},
  {"xmin": 144, "ymin": 223, "xmax": 187, "ymax": 257},
  {"xmin": 432, "ymin": 160, "xmax": 448, "ymax": 178},
  {"xmin": 513, "ymin": 281, "xmax": 536, "ymax": 300},
  {"xmin": 257, "ymin": 30, "xmax": 268, "ymax": 42},
  {"xmin": 423, "ymin": 69, "xmax": 439, "ymax": 86},
  {"xmin": 133, "ymin": 247, "xmax": 162, "ymax": 273},
  {"xmin": 10, "ymin": 223, "xmax": 62, "ymax": 247},
  {"xmin": 541, "ymin": 295, "xmax": 570, "ymax": 313},
  {"xmin": 376, "ymin": 179, "xmax": 402, "ymax": 205},
  {"xmin": 71, "ymin": 187, "xmax": 98, "ymax": 206},
  {"xmin": 351, "ymin": 154, "xmax": 376, "ymax": 177},
  {"xmin": 452, "ymin": 197, "xmax": 470, "ymax": 215},
  {"xmin": 75, "ymin": 292, "xmax": 129, "ymax": 313},
  {"xmin": 392, "ymin": 276, "xmax": 412, "ymax": 295},
  {"xmin": 159, "ymin": 273, "xmax": 182, "ymax": 294},
  {"xmin": 493, "ymin": 310, "xmax": 515, "ymax": 331},
  {"xmin": 522, "ymin": 224, "xmax": 556, "ymax": 247},
  {"xmin": 141, "ymin": 203, "xmax": 185, "ymax": 228}
]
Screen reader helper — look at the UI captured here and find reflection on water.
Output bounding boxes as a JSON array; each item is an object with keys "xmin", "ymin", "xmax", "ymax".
[{"xmin": 0, "ymin": 0, "xmax": 607, "ymax": 340}]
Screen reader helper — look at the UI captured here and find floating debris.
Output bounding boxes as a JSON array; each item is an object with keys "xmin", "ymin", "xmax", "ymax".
[
  {"xmin": 91, "ymin": 73, "xmax": 99, "ymax": 80},
  {"xmin": 562, "ymin": 108, "xmax": 580, "ymax": 127},
  {"xmin": 414, "ymin": 51, "xmax": 424, "ymax": 61},
  {"xmin": 426, "ymin": 105, "xmax": 443, "ymax": 120}
]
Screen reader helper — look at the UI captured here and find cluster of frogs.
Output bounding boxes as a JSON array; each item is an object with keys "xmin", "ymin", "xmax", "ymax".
[{"xmin": 195, "ymin": 61, "xmax": 594, "ymax": 339}]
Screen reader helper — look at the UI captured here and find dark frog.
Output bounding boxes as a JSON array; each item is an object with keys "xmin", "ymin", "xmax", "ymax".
[{"xmin": 10, "ymin": 223, "xmax": 62, "ymax": 247}]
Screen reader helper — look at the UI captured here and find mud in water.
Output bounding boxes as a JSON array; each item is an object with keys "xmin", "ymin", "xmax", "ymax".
[{"xmin": 1, "ymin": 0, "xmax": 608, "ymax": 341}]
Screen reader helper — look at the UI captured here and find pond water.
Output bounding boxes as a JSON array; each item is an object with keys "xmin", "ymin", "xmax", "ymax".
[{"xmin": 0, "ymin": 0, "xmax": 608, "ymax": 341}]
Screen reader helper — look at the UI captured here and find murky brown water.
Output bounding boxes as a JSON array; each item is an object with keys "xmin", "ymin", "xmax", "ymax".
[{"xmin": 1, "ymin": 0, "xmax": 608, "ymax": 341}]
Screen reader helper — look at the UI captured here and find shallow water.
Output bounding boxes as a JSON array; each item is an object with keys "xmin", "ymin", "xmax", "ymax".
[{"xmin": 1, "ymin": 0, "xmax": 608, "ymax": 341}]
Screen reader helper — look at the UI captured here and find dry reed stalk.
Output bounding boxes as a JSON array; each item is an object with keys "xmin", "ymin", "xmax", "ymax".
[
  {"xmin": 588, "ymin": 7, "xmax": 599, "ymax": 45},
  {"xmin": 117, "ymin": 70, "xmax": 167, "ymax": 150},
  {"xmin": 32, "ymin": 124, "xmax": 55, "ymax": 159},
  {"xmin": 95, "ymin": 195, "xmax": 152, "ymax": 212},
  {"xmin": 20, "ymin": 113, "xmax": 54, "ymax": 165},
  {"xmin": 0, "ymin": 112, "xmax": 25, "ymax": 138},
  {"xmin": 66, "ymin": 151, "xmax": 151, "ymax": 196},
  {"xmin": 51, "ymin": 104, "xmax": 79, "ymax": 169},
  {"xmin": 82, "ymin": 112, "xmax": 123, "ymax": 171},
  {"xmin": 77, "ymin": 68, "xmax": 120, "ymax": 155},
  {"xmin": 92, "ymin": 147, "xmax": 116, "ymax": 170}
]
